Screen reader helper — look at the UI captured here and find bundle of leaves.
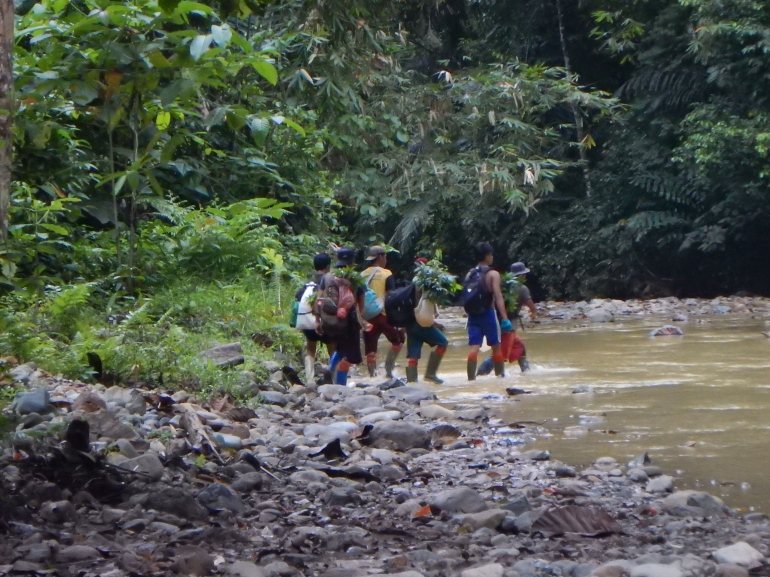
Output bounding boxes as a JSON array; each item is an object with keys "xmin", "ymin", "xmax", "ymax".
[
  {"xmin": 334, "ymin": 266, "xmax": 364, "ymax": 289},
  {"xmin": 501, "ymin": 273, "xmax": 523, "ymax": 312},
  {"xmin": 413, "ymin": 259, "xmax": 461, "ymax": 305}
]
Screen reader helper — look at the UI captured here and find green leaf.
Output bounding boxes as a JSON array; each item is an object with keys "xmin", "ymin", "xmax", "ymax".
[
  {"xmin": 156, "ymin": 111, "xmax": 171, "ymax": 130},
  {"xmin": 284, "ymin": 119, "xmax": 305, "ymax": 136},
  {"xmin": 40, "ymin": 223, "xmax": 70, "ymax": 236},
  {"xmin": 190, "ymin": 35, "xmax": 213, "ymax": 61},
  {"xmin": 396, "ymin": 131, "xmax": 409, "ymax": 143},
  {"xmin": 148, "ymin": 50, "xmax": 172, "ymax": 69},
  {"xmin": 159, "ymin": 0, "xmax": 182, "ymax": 13},
  {"xmin": 252, "ymin": 60, "xmax": 278, "ymax": 85}
]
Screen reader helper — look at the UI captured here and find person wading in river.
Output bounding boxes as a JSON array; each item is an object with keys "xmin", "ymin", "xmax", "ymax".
[
  {"xmin": 477, "ymin": 261, "xmax": 538, "ymax": 375},
  {"xmin": 361, "ymin": 246, "xmax": 404, "ymax": 377},
  {"xmin": 462, "ymin": 242, "xmax": 511, "ymax": 380},
  {"xmin": 405, "ymin": 257, "xmax": 448, "ymax": 384}
]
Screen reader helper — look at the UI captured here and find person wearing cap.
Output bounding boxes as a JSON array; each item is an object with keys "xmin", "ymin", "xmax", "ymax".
[
  {"xmin": 477, "ymin": 261, "xmax": 538, "ymax": 375},
  {"xmin": 317, "ymin": 248, "xmax": 366, "ymax": 386},
  {"xmin": 405, "ymin": 258, "xmax": 448, "ymax": 384},
  {"xmin": 361, "ymin": 245, "xmax": 404, "ymax": 378},
  {"xmin": 294, "ymin": 253, "xmax": 335, "ymax": 383}
]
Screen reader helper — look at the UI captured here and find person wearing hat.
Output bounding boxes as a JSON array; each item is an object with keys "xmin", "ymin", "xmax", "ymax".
[
  {"xmin": 361, "ymin": 245, "xmax": 404, "ymax": 378},
  {"xmin": 477, "ymin": 261, "xmax": 538, "ymax": 375},
  {"xmin": 294, "ymin": 253, "xmax": 336, "ymax": 383},
  {"xmin": 317, "ymin": 247, "xmax": 366, "ymax": 386}
]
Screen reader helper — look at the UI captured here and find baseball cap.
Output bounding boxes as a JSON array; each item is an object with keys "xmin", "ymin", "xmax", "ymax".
[{"xmin": 364, "ymin": 246, "xmax": 387, "ymax": 261}]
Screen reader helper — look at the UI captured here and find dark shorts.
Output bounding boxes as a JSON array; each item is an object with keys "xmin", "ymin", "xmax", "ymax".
[
  {"xmin": 334, "ymin": 322, "xmax": 363, "ymax": 365},
  {"xmin": 302, "ymin": 329, "xmax": 333, "ymax": 344},
  {"xmin": 363, "ymin": 312, "xmax": 405, "ymax": 354},
  {"xmin": 406, "ymin": 323, "xmax": 448, "ymax": 359},
  {"xmin": 467, "ymin": 308, "xmax": 500, "ymax": 347}
]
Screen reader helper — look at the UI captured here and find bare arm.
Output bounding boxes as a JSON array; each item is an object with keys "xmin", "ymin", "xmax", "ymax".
[
  {"xmin": 525, "ymin": 298, "xmax": 538, "ymax": 319},
  {"xmin": 489, "ymin": 271, "xmax": 508, "ymax": 321}
]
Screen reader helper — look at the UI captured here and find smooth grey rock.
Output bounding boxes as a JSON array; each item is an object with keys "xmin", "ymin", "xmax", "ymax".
[
  {"xmin": 501, "ymin": 496, "xmax": 531, "ymax": 516},
  {"xmin": 259, "ymin": 391, "xmax": 288, "ymax": 406},
  {"xmin": 627, "ymin": 468, "xmax": 649, "ymax": 483},
  {"xmin": 197, "ymin": 482, "xmax": 245, "ymax": 514},
  {"xmin": 72, "ymin": 391, "xmax": 107, "ymax": 413},
  {"xmin": 663, "ymin": 491, "xmax": 724, "ymax": 517},
  {"xmin": 712, "ymin": 543, "xmax": 764, "ymax": 568},
  {"xmin": 521, "ymin": 449, "xmax": 550, "ymax": 461},
  {"xmin": 591, "ymin": 561, "xmax": 634, "ymax": 577},
  {"xmin": 84, "ymin": 409, "xmax": 138, "ymax": 440},
  {"xmin": 198, "ymin": 342, "xmax": 244, "ymax": 368},
  {"xmin": 115, "ymin": 438, "xmax": 139, "ymax": 458},
  {"xmin": 387, "ymin": 386, "xmax": 437, "ymax": 404},
  {"xmin": 325, "ymin": 487, "xmax": 362, "ymax": 507},
  {"xmin": 431, "ymin": 487, "xmax": 488, "ymax": 514},
  {"xmin": 122, "ymin": 453, "xmax": 164, "ymax": 482},
  {"xmin": 39, "ymin": 500, "xmax": 77, "ymax": 523},
  {"xmin": 458, "ymin": 509, "xmax": 507, "ymax": 531},
  {"xmin": 147, "ymin": 521, "xmax": 180, "ymax": 534},
  {"xmin": 343, "ymin": 395, "xmax": 382, "ymax": 411},
  {"xmin": 56, "ymin": 545, "xmax": 101, "ymax": 563},
  {"xmin": 227, "ymin": 561, "xmax": 267, "ymax": 577},
  {"xmin": 513, "ymin": 510, "xmax": 540, "ymax": 533},
  {"xmin": 377, "ymin": 378, "xmax": 406, "ymax": 391},
  {"xmin": 9, "ymin": 362, "xmax": 36, "ymax": 383},
  {"xmin": 714, "ymin": 565, "xmax": 749, "ymax": 577},
  {"xmin": 231, "ymin": 472, "xmax": 263, "ymax": 492},
  {"xmin": 646, "ymin": 475, "xmax": 674, "ymax": 493},
  {"xmin": 13, "ymin": 388, "xmax": 50, "ymax": 415},
  {"xmin": 649, "ymin": 325, "xmax": 684, "ymax": 336},
  {"xmin": 675, "ymin": 554, "xmax": 716, "ymax": 577},
  {"xmin": 318, "ymin": 384, "xmax": 352, "ymax": 401},
  {"xmin": 587, "ymin": 309, "xmax": 614, "ymax": 323},
  {"xmin": 462, "ymin": 564, "xmax": 505, "ymax": 577},
  {"xmin": 146, "ymin": 487, "xmax": 208, "ymax": 520},
  {"xmin": 368, "ymin": 421, "xmax": 430, "ymax": 451},
  {"xmin": 630, "ymin": 564, "xmax": 683, "ymax": 577},
  {"xmin": 359, "ymin": 410, "xmax": 402, "ymax": 425},
  {"xmin": 419, "ymin": 404, "xmax": 455, "ymax": 419}
]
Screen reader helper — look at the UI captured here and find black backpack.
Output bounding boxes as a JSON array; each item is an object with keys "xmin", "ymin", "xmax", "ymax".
[
  {"xmin": 461, "ymin": 266, "xmax": 493, "ymax": 315},
  {"xmin": 385, "ymin": 283, "xmax": 417, "ymax": 327}
]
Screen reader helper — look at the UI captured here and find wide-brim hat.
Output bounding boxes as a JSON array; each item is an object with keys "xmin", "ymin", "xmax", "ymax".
[
  {"xmin": 365, "ymin": 245, "xmax": 387, "ymax": 261},
  {"xmin": 335, "ymin": 248, "xmax": 356, "ymax": 268},
  {"xmin": 510, "ymin": 262, "xmax": 530, "ymax": 276}
]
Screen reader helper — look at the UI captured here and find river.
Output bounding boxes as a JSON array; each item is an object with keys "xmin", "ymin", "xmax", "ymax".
[{"xmin": 409, "ymin": 314, "xmax": 770, "ymax": 512}]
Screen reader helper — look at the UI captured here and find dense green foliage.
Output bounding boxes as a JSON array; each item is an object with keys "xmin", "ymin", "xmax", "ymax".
[{"xmin": 1, "ymin": 0, "xmax": 769, "ymax": 387}]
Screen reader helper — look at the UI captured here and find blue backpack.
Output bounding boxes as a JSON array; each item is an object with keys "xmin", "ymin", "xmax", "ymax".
[{"xmin": 461, "ymin": 266, "xmax": 492, "ymax": 315}]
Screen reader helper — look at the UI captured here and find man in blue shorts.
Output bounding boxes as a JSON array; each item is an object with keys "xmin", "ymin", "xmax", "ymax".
[{"xmin": 464, "ymin": 242, "xmax": 512, "ymax": 380}]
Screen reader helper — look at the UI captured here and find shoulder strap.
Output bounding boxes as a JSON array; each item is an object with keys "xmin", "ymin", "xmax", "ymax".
[{"xmin": 365, "ymin": 267, "xmax": 379, "ymax": 287}]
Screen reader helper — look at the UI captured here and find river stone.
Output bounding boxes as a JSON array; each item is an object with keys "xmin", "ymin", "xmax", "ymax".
[
  {"xmin": 9, "ymin": 362, "xmax": 36, "ymax": 383},
  {"xmin": 649, "ymin": 325, "xmax": 684, "ymax": 336},
  {"xmin": 85, "ymin": 409, "xmax": 138, "ymax": 440},
  {"xmin": 715, "ymin": 565, "xmax": 749, "ymax": 577},
  {"xmin": 675, "ymin": 553, "xmax": 717, "ymax": 577},
  {"xmin": 712, "ymin": 543, "xmax": 765, "ymax": 568},
  {"xmin": 458, "ymin": 509, "xmax": 508, "ymax": 531},
  {"xmin": 72, "ymin": 391, "xmax": 107, "ymax": 413},
  {"xmin": 591, "ymin": 561, "xmax": 633, "ymax": 577},
  {"xmin": 431, "ymin": 487, "xmax": 488, "ymax": 514},
  {"xmin": 587, "ymin": 308, "xmax": 614, "ymax": 323},
  {"xmin": 13, "ymin": 388, "xmax": 50, "ymax": 415},
  {"xmin": 343, "ymin": 395, "xmax": 382, "ymax": 411},
  {"xmin": 646, "ymin": 475, "xmax": 675, "ymax": 493},
  {"xmin": 359, "ymin": 410, "xmax": 402, "ymax": 425},
  {"xmin": 501, "ymin": 496, "xmax": 531, "ymax": 516},
  {"xmin": 630, "ymin": 565, "xmax": 683, "ymax": 577},
  {"xmin": 227, "ymin": 561, "xmax": 267, "ymax": 577},
  {"xmin": 387, "ymin": 386, "xmax": 437, "ymax": 404},
  {"xmin": 231, "ymin": 472, "xmax": 263, "ymax": 492},
  {"xmin": 40, "ymin": 500, "xmax": 77, "ymax": 523},
  {"xmin": 663, "ymin": 491, "xmax": 724, "ymax": 517},
  {"xmin": 198, "ymin": 342, "xmax": 244, "ymax": 368},
  {"xmin": 628, "ymin": 468, "xmax": 649, "ymax": 483},
  {"xmin": 462, "ymin": 564, "xmax": 505, "ymax": 577},
  {"xmin": 56, "ymin": 545, "xmax": 102, "ymax": 563},
  {"xmin": 259, "ymin": 391, "xmax": 288, "ymax": 406},
  {"xmin": 290, "ymin": 470, "xmax": 329, "ymax": 484},
  {"xmin": 146, "ymin": 487, "xmax": 208, "ymax": 520},
  {"xmin": 197, "ymin": 482, "xmax": 245, "ymax": 514},
  {"xmin": 318, "ymin": 385, "xmax": 352, "ymax": 401},
  {"xmin": 419, "ymin": 404, "xmax": 455, "ymax": 419},
  {"xmin": 367, "ymin": 421, "xmax": 430, "ymax": 451},
  {"xmin": 122, "ymin": 453, "xmax": 164, "ymax": 481},
  {"xmin": 513, "ymin": 510, "xmax": 540, "ymax": 533}
]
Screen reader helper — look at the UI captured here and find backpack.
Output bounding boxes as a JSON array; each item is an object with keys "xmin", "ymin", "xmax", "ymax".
[
  {"xmin": 461, "ymin": 266, "xmax": 493, "ymax": 315},
  {"xmin": 295, "ymin": 282, "xmax": 318, "ymax": 331},
  {"xmin": 385, "ymin": 283, "xmax": 417, "ymax": 327},
  {"xmin": 314, "ymin": 274, "xmax": 356, "ymax": 336},
  {"xmin": 361, "ymin": 268, "xmax": 384, "ymax": 320}
]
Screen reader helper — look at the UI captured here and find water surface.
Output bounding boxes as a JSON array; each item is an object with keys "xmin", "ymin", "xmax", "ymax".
[{"xmin": 416, "ymin": 315, "xmax": 770, "ymax": 511}]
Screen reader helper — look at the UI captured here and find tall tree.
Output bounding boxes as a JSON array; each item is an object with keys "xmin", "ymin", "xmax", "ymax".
[{"xmin": 0, "ymin": 0, "xmax": 12, "ymax": 242}]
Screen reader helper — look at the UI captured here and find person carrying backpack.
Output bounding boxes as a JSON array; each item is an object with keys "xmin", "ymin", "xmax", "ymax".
[
  {"xmin": 405, "ymin": 257, "xmax": 448, "ymax": 384},
  {"xmin": 315, "ymin": 247, "xmax": 366, "ymax": 386},
  {"xmin": 477, "ymin": 261, "xmax": 539, "ymax": 376},
  {"xmin": 361, "ymin": 246, "xmax": 404, "ymax": 378},
  {"xmin": 293, "ymin": 253, "xmax": 335, "ymax": 384},
  {"xmin": 462, "ymin": 242, "xmax": 511, "ymax": 380}
]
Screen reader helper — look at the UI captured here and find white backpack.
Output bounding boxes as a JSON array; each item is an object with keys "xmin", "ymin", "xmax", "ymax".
[{"xmin": 296, "ymin": 282, "xmax": 318, "ymax": 331}]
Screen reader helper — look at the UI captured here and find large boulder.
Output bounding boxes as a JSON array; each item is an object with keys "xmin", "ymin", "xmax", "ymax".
[
  {"xmin": 587, "ymin": 308, "xmax": 614, "ymax": 323},
  {"xmin": 122, "ymin": 453, "xmax": 165, "ymax": 482},
  {"xmin": 367, "ymin": 421, "xmax": 430, "ymax": 451},
  {"xmin": 12, "ymin": 388, "xmax": 51, "ymax": 415},
  {"xmin": 84, "ymin": 409, "xmax": 138, "ymax": 440},
  {"xmin": 712, "ymin": 543, "xmax": 765, "ymax": 568},
  {"xmin": 198, "ymin": 342, "xmax": 244, "ymax": 368},
  {"xmin": 662, "ymin": 491, "xmax": 725, "ymax": 517},
  {"xmin": 431, "ymin": 487, "xmax": 488, "ymax": 514}
]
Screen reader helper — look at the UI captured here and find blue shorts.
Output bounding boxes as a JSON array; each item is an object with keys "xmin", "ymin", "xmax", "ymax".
[
  {"xmin": 406, "ymin": 323, "xmax": 448, "ymax": 359},
  {"xmin": 468, "ymin": 308, "xmax": 500, "ymax": 347}
]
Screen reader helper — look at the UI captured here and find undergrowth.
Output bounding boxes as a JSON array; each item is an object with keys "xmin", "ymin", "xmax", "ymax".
[{"xmin": 0, "ymin": 274, "xmax": 302, "ymax": 404}]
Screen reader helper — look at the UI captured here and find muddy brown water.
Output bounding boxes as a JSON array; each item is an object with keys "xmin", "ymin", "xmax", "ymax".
[{"xmin": 402, "ymin": 315, "xmax": 770, "ymax": 512}]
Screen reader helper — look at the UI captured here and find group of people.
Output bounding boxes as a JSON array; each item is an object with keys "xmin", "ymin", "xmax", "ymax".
[{"xmin": 293, "ymin": 242, "xmax": 537, "ymax": 386}]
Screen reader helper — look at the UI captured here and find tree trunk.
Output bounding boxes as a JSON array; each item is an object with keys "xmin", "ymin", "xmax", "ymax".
[
  {"xmin": 0, "ymin": 0, "xmax": 13, "ymax": 242},
  {"xmin": 555, "ymin": 0, "xmax": 593, "ymax": 197}
]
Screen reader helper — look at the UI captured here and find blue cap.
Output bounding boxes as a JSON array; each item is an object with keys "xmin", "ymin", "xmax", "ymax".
[{"xmin": 335, "ymin": 248, "xmax": 355, "ymax": 268}]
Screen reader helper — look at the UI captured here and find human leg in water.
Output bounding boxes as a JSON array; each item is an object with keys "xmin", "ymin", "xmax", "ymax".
[
  {"xmin": 365, "ymin": 352, "xmax": 377, "ymax": 378},
  {"xmin": 335, "ymin": 359, "xmax": 351, "ymax": 386},
  {"xmin": 384, "ymin": 345, "xmax": 401, "ymax": 378},
  {"xmin": 492, "ymin": 347, "xmax": 505, "ymax": 377},
  {"xmin": 467, "ymin": 351, "xmax": 478, "ymax": 381},
  {"xmin": 424, "ymin": 346, "xmax": 446, "ymax": 384},
  {"xmin": 406, "ymin": 358, "xmax": 418, "ymax": 383}
]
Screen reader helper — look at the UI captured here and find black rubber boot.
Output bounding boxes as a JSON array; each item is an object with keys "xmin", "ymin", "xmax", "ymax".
[
  {"xmin": 494, "ymin": 361, "xmax": 506, "ymax": 377},
  {"xmin": 367, "ymin": 363, "xmax": 377, "ymax": 377},
  {"xmin": 423, "ymin": 352, "xmax": 444, "ymax": 384},
  {"xmin": 385, "ymin": 348, "xmax": 399, "ymax": 378},
  {"xmin": 406, "ymin": 365, "xmax": 418, "ymax": 383},
  {"xmin": 467, "ymin": 360, "xmax": 477, "ymax": 381},
  {"xmin": 518, "ymin": 357, "xmax": 531, "ymax": 372}
]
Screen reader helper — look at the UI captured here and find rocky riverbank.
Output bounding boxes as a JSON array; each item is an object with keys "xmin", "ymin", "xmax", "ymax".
[{"xmin": 2, "ymin": 361, "xmax": 770, "ymax": 577}]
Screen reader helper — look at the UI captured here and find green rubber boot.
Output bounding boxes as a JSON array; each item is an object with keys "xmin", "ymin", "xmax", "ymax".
[
  {"xmin": 494, "ymin": 361, "xmax": 506, "ymax": 377},
  {"xmin": 367, "ymin": 363, "xmax": 377, "ymax": 378},
  {"xmin": 467, "ymin": 360, "xmax": 477, "ymax": 381},
  {"xmin": 423, "ymin": 351, "xmax": 444, "ymax": 384},
  {"xmin": 385, "ymin": 348, "xmax": 399, "ymax": 378},
  {"xmin": 518, "ymin": 357, "xmax": 530, "ymax": 372},
  {"xmin": 406, "ymin": 365, "xmax": 418, "ymax": 383}
]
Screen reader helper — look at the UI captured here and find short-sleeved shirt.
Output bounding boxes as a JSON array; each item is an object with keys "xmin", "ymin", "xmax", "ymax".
[
  {"xmin": 509, "ymin": 284, "xmax": 532, "ymax": 318},
  {"xmin": 361, "ymin": 266, "xmax": 395, "ymax": 299}
]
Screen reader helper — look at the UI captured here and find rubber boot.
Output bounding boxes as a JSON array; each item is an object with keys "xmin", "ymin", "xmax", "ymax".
[
  {"xmin": 467, "ymin": 360, "xmax": 477, "ymax": 381},
  {"xmin": 384, "ymin": 348, "xmax": 399, "ymax": 378},
  {"xmin": 423, "ymin": 351, "xmax": 444, "ymax": 384},
  {"xmin": 329, "ymin": 351, "xmax": 342, "ymax": 383},
  {"xmin": 494, "ymin": 361, "xmax": 506, "ymax": 377},
  {"xmin": 406, "ymin": 365, "xmax": 418, "ymax": 383},
  {"xmin": 304, "ymin": 354, "xmax": 315, "ymax": 384},
  {"xmin": 367, "ymin": 363, "xmax": 377, "ymax": 378},
  {"xmin": 476, "ymin": 356, "xmax": 494, "ymax": 376},
  {"xmin": 335, "ymin": 369, "xmax": 348, "ymax": 386},
  {"xmin": 518, "ymin": 357, "xmax": 531, "ymax": 373}
]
